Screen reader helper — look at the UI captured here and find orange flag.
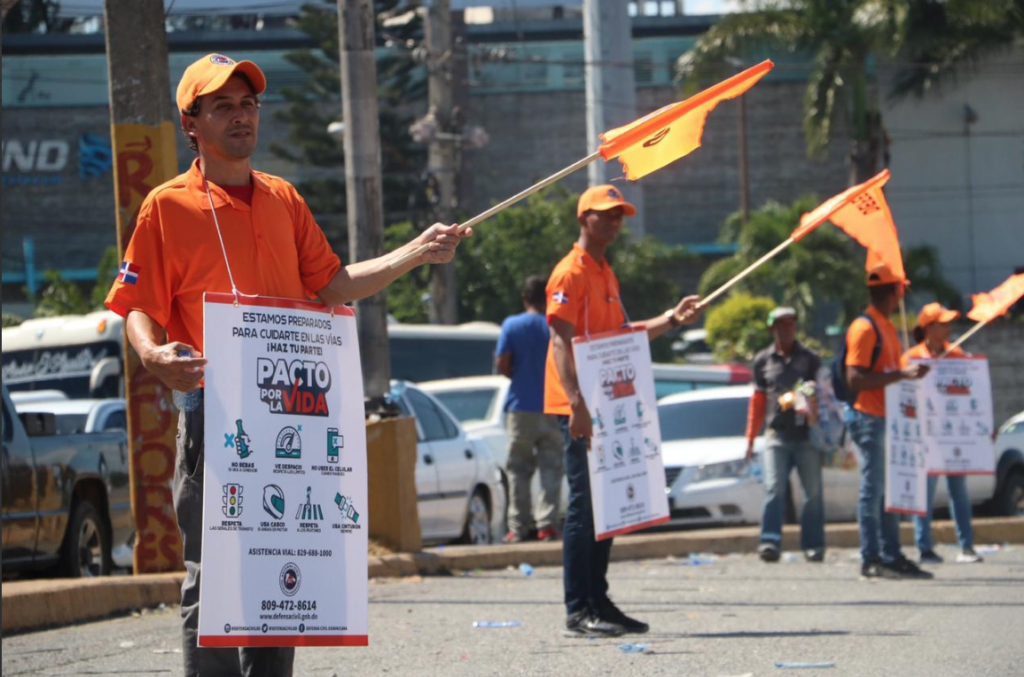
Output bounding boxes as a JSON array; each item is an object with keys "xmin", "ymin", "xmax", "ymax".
[
  {"xmin": 967, "ymin": 273, "xmax": 1024, "ymax": 323},
  {"xmin": 792, "ymin": 169, "xmax": 905, "ymax": 281},
  {"xmin": 598, "ymin": 60, "xmax": 774, "ymax": 180}
]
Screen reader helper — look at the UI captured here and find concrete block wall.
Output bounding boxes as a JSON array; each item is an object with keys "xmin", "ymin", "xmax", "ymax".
[{"xmin": 970, "ymin": 322, "xmax": 1024, "ymax": 429}]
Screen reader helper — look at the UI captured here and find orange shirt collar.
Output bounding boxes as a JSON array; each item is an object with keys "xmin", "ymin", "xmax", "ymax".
[
  {"xmin": 185, "ymin": 158, "xmax": 271, "ymax": 212},
  {"xmin": 573, "ymin": 242, "xmax": 610, "ymax": 273}
]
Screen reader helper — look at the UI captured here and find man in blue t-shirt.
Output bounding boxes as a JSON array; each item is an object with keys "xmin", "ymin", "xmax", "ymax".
[{"xmin": 496, "ymin": 276, "xmax": 564, "ymax": 542}]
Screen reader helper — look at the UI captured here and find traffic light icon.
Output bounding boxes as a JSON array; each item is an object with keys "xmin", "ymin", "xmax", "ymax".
[{"xmin": 223, "ymin": 484, "xmax": 244, "ymax": 518}]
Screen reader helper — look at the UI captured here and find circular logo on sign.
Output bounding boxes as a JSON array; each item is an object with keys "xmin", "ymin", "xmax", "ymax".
[
  {"xmin": 280, "ymin": 562, "xmax": 302, "ymax": 597},
  {"xmin": 627, "ymin": 484, "xmax": 636, "ymax": 501},
  {"xmin": 210, "ymin": 54, "xmax": 235, "ymax": 66},
  {"xmin": 299, "ymin": 623, "xmax": 306, "ymax": 634},
  {"xmin": 224, "ymin": 623, "xmax": 232, "ymax": 634},
  {"xmin": 262, "ymin": 623, "xmax": 269, "ymax": 634}
]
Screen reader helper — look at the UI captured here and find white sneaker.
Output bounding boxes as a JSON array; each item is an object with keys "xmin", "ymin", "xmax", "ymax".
[{"xmin": 956, "ymin": 548, "xmax": 984, "ymax": 564}]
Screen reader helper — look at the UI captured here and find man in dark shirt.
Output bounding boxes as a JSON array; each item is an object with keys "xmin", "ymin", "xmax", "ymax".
[{"xmin": 744, "ymin": 307, "xmax": 825, "ymax": 563}]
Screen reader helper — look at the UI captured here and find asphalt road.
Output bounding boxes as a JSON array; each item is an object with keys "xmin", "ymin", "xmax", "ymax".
[{"xmin": 3, "ymin": 544, "xmax": 1022, "ymax": 677}]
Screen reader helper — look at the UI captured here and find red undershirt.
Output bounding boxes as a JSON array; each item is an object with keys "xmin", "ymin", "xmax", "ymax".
[{"xmin": 223, "ymin": 183, "xmax": 254, "ymax": 206}]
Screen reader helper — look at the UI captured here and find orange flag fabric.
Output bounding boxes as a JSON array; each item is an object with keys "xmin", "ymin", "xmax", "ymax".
[
  {"xmin": 793, "ymin": 169, "xmax": 905, "ymax": 281},
  {"xmin": 967, "ymin": 273, "xmax": 1024, "ymax": 323},
  {"xmin": 598, "ymin": 60, "xmax": 774, "ymax": 180}
]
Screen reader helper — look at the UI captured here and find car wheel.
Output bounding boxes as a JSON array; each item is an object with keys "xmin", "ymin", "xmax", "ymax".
[
  {"xmin": 995, "ymin": 470, "xmax": 1024, "ymax": 517},
  {"xmin": 60, "ymin": 500, "xmax": 112, "ymax": 578},
  {"xmin": 460, "ymin": 489, "xmax": 492, "ymax": 545}
]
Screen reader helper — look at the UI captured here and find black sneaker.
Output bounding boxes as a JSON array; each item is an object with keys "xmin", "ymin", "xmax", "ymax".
[
  {"xmin": 564, "ymin": 611, "xmax": 626, "ymax": 638},
  {"xmin": 758, "ymin": 542, "xmax": 781, "ymax": 563},
  {"xmin": 804, "ymin": 549, "xmax": 825, "ymax": 563},
  {"xmin": 919, "ymin": 549, "xmax": 944, "ymax": 564},
  {"xmin": 884, "ymin": 557, "xmax": 935, "ymax": 580},
  {"xmin": 597, "ymin": 600, "xmax": 650, "ymax": 635},
  {"xmin": 861, "ymin": 559, "xmax": 900, "ymax": 579}
]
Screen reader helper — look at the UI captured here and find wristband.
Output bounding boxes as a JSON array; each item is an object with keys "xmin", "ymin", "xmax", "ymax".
[{"xmin": 664, "ymin": 309, "xmax": 682, "ymax": 328}]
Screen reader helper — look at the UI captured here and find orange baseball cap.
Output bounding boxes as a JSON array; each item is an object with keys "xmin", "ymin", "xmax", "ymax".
[
  {"xmin": 917, "ymin": 302, "xmax": 960, "ymax": 327},
  {"xmin": 577, "ymin": 185, "xmax": 637, "ymax": 217},
  {"xmin": 866, "ymin": 262, "xmax": 904, "ymax": 287},
  {"xmin": 176, "ymin": 54, "xmax": 267, "ymax": 113}
]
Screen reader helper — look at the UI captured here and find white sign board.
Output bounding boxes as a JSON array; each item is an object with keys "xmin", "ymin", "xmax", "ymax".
[
  {"xmin": 572, "ymin": 327, "xmax": 669, "ymax": 540},
  {"xmin": 884, "ymin": 357, "xmax": 995, "ymax": 516},
  {"xmin": 198, "ymin": 294, "xmax": 368, "ymax": 648},
  {"xmin": 884, "ymin": 379, "xmax": 929, "ymax": 516},
  {"xmin": 920, "ymin": 358, "xmax": 995, "ymax": 475}
]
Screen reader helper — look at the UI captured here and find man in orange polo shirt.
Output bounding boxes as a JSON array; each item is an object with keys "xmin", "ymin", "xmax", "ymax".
[
  {"xmin": 106, "ymin": 54, "xmax": 469, "ymax": 677},
  {"xmin": 844, "ymin": 263, "xmax": 931, "ymax": 580},
  {"xmin": 545, "ymin": 186, "xmax": 701, "ymax": 637}
]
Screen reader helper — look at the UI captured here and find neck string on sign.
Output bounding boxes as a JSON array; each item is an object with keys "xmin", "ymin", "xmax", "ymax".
[{"xmin": 202, "ymin": 171, "xmax": 258, "ymax": 307}]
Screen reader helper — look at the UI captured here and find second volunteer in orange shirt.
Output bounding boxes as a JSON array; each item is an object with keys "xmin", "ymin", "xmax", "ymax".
[
  {"xmin": 902, "ymin": 303, "xmax": 983, "ymax": 566},
  {"xmin": 843, "ymin": 262, "xmax": 932, "ymax": 581},
  {"xmin": 544, "ymin": 185, "xmax": 703, "ymax": 639}
]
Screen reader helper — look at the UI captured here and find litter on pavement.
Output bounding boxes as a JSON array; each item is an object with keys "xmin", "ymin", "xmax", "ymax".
[
  {"xmin": 775, "ymin": 661, "xmax": 837, "ymax": 669},
  {"xmin": 519, "ymin": 563, "xmax": 534, "ymax": 576},
  {"xmin": 472, "ymin": 621, "xmax": 522, "ymax": 628},
  {"xmin": 618, "ymin": 643, "xmax": 650, "ymax": 653}
]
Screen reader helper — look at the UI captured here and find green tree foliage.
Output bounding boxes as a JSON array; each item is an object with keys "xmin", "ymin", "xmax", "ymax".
[
  {"xmin": 269, "ymin": 0, "xmax": 426, "ymax": 253},
  {"xmin": 385, "ymin": 188, "xmax": 694, "ymax": 360},
  {"xmin": 904, "ymin": 244, "xmax": 963, "ymax": 311},
  {"xmin": 890, "ymin": 0, "xmax": 1024, "ymax": 101},
  {"xmin": 677, "ymin": 1, "xmax": 1021, "ymax": 184},
  {"xmin": 33, "ymin": 271, "xmax": 91, "ymax": 318},
  {"xmin": 91, "ymin": 245, "xmax": 121, "ymax": 309},
  {"xmin": 705, "ymin": 293, "xmax": 776, "ymax": 363},
  {"xmin": 699, "ymin": 196, "xmax": 868, "ymax": 326},
  {"xmin": 2, "ymin": 313, "xmax": 24, "ymax": 328}
]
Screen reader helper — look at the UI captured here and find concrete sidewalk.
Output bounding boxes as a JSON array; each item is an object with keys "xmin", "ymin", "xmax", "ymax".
[{"xmin": 4, "ymin": 517, "xmax": 1021, "ymax": 634}]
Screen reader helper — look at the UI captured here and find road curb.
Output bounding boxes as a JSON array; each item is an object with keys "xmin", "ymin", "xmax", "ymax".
[{"xmin": 4, "ymin": 518, "xmax": 1021, "ymax": 634}]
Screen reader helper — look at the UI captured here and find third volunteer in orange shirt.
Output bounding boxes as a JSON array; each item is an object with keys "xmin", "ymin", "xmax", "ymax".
[
  {"xmin": 843, "ymin": 263, "xmax": 933, "ymax": 580},
  {"xmin": 903, "ymin": 303, "xmax": 983, "ymax": 566},
  {"xmin": 544, "ymin": 186, "xmax": 702, "ymax": 638}
]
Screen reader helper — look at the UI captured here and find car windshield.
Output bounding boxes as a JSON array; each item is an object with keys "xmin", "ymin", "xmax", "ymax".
[
  {"xmin": 658, "ymin": 397, "xmax": 748, "ymax": 441},
  {"xmin": 433, "ymin": 388, "xmax": 499, "ymax": 423}
]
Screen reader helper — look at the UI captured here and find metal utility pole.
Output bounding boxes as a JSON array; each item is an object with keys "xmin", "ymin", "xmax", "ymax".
[
  {"xmin": 583, "ymin": 0, "xmax": 645, "ymax": 236},
  {"xmin": 738, "ymin": 87, "xmax": 750, "ymax": 224},
  {"xmin": 426, "ymin": 0, "xmax": 461, "ymax": 324},
  {"xmin": 104, "ymin": 0, "xmax": 182, "ymax": 574},
  {"xmin": 338, "ymin": 0, "xmax": 391, "ymax": 399}
]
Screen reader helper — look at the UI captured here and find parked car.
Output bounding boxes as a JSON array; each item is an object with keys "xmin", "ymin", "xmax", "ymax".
[
  {"xmin": 2, "ymin": 385, "xmax": 133, "ymax": 578},
  {"xmin": 421, "ymin": 375, "xmax": 571, "ymax": 523},
  {"xmin": 992, "ymin": 410, "xmax": 1024, "ymax": 516},
  {"xmin": 388, "ymin": 381, "xmax": 506, "ymax": 545},
  {"xmin": 657, "ymin": 386, "xmax": 1009, "ymax": 528}
]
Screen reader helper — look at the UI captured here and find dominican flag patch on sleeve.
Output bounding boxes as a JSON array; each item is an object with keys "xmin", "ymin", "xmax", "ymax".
[
  {"xmin": 552, "ymin": 291, "xmax": 569, "ymax": 305},
  {"xmin": 118, "ymin": 261, "xmax": 141, "ymax": 285}
]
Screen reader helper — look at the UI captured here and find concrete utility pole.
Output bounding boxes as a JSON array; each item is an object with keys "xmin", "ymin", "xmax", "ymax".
[
  {"xmin": 104, "ymin": 0, "xmax": 183, "ymax": 574},
  {"xmin": 583, "ymin": 0, "xmax": 645, "ymax": 236},
  {"xmin": 338, "ymin": 0, "xmax": 391, "ymax": 399},
  {"xmin": 426, "ymin": 0, "xmax": 461, "ymax": 324}
]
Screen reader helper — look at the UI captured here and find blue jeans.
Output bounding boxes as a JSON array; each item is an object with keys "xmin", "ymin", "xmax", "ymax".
[
  {"xmin": 559, "ymin": 417, "xmax": 613, "ymax": 616},
  {"xmin": 914, "ymin": 474, "xmax": 974, "ymax": 551},
  {"xmin": 760, "ymin": 433, "xmax": 825, "ymax": 551},
  {"xmin": 848, "ymin": 411, "xmax": 903, "ymax": 563}
]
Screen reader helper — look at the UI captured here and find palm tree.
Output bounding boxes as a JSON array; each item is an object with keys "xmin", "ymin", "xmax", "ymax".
[
  {"xmin": 679, "ymin": 1, "xmax": 1022, "ymax": 185},
  {"xmin": 678, "ymin": 1, "xmax": 906, "ymax": 186},
  {"xmin": 888, "ymin": 0, "xmax": 1024, "ymax": 101}
]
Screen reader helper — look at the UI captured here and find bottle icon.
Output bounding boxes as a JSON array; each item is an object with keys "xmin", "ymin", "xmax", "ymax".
[{"xmin": 235, "ymin": 420, "xmax": 252, "ymax": 459}]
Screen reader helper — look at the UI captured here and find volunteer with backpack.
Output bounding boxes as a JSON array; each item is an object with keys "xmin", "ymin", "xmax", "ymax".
[
  {"xmin": 840, "ymin": 263, "xmax": 933, "ymax": 579},
  {"xmin": 745, "ymin": 307, "xmax": 826, "ymax": 563},
  {"xmin": 902, "ymin": 303, "xmax": 983, "ymax": 565}
]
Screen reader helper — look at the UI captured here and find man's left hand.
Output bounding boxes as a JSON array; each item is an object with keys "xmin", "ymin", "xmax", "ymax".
[
  {"xmin": 671, "ymin": 295, "xmax": 703, "ymax": 325},
  {"xmin": 416, "ymin": 223, "xmax": 473, "ymax": 265}
]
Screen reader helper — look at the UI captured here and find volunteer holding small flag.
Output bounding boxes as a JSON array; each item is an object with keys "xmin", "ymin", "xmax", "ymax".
[{"xmin": 902, "ymin": 303, "xmax": 982, "ymax": 565}]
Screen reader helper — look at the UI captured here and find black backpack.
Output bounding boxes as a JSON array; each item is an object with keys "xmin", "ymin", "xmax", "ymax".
[{"xmin": 831, "ymin": 313, "xmax": 882, "ymax": 405}]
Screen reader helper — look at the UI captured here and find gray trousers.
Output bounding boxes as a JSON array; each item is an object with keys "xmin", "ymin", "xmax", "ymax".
[
  {"xmin": 505, "ymin": 411, "xmax": 564, "ymax": 534},
  {"xmin": 175, "ymin": 395, "xmax": 295, "ymax": 677}
]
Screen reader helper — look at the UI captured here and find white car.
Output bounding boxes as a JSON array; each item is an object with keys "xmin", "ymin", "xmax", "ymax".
[
  {"xmin": 992, "ymin": 411, "xmax": 1024, "ymax": 516},
  {"xmin": 388, "ymin": 382, "xmax": 507, "ymax": 545},
  {"xmin": 421, "ymin": 375, "xmax": 571, "ymax": 522},
  {"xmin": 658, "ymin": 386, "xmax": 1014, "ymax": 528}
]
